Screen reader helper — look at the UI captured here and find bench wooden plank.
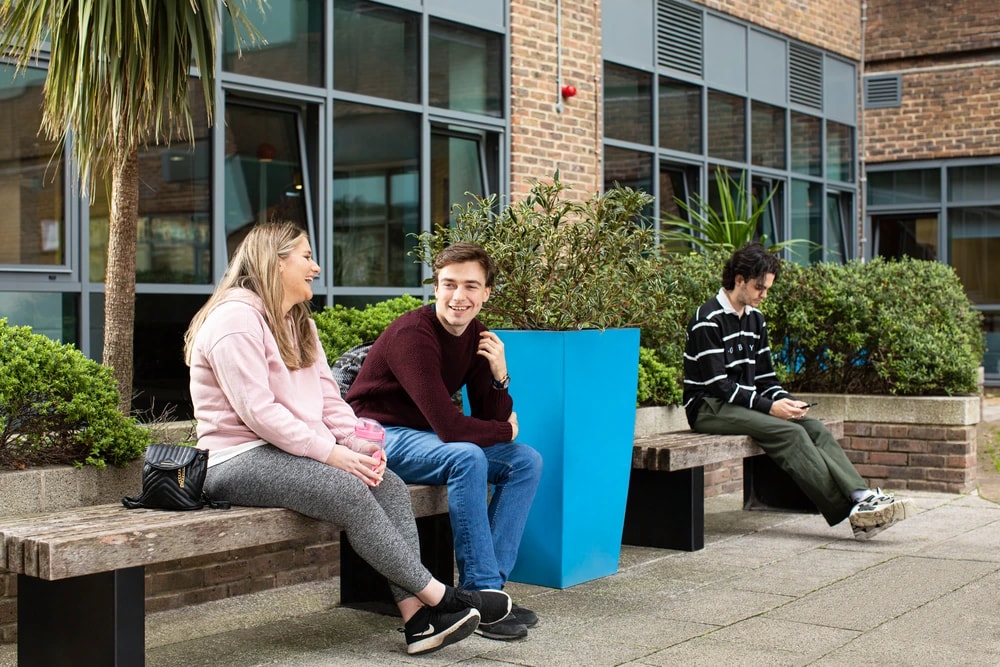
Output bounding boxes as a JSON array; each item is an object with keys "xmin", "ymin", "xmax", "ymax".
[
  {"xmin": 1, "ymin": 484, "xmax": 448, "ymax": 581},
  {"xmin": 631, "ymin": 419, "xmax": 844, "ymax": 473}
]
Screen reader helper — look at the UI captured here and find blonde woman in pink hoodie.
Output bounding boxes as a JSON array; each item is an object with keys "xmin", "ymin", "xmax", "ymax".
[{"xmin": 183, "ymin": 222, "xmax": 510, "ymax": 655}]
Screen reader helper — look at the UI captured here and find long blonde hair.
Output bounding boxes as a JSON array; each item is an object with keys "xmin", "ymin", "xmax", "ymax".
[{"xmin": 184, "ymin": 222, "xmax": 318, "ymax": 370}]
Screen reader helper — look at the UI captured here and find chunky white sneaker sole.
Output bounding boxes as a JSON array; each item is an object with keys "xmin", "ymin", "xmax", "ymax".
[{"xmin": 850, "ymin": 497, "xmax": 915, "ymax": 540}]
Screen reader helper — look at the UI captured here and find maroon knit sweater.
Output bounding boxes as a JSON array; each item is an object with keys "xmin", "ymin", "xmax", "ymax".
[{"xmin": 346, "ymin": 305, "xmax": 514, "ymax": 447}]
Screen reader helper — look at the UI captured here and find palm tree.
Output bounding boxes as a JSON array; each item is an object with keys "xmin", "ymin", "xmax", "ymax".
[{"xmin": 0, "ymin": 0, "xmax": 261, "ymax": 413}]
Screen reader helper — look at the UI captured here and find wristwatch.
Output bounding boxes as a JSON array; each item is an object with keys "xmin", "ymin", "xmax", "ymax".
[{"xmin": 491, "ymin": 373, "xmax": 511, "ymax": 390}]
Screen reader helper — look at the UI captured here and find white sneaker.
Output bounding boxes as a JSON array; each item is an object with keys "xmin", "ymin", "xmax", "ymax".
[{"xmin": 850, "ymin": 496, "xmax": 914, "ymax": 540}]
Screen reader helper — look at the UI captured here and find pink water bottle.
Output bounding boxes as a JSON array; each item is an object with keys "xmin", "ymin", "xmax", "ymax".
[{"xmin": 354, "ymin": 418, "xmax": 385, "ymax": 470}]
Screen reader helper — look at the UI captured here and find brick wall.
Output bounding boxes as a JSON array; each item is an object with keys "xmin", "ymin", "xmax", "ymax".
[
  {"xmin": 865, "ymin": 0, "xmax": 1000, "ymax": 62},
  {"xmin": 509, "ymin": 0, "xmax": 602, "ymax": 199},
  {"xmin": 700, "ymin": 418, "xmax": 978, "ymax": 499}
]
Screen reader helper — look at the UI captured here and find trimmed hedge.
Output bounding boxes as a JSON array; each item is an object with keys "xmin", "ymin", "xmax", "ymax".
[
  {"xmin": 0, "ymin": 319, "xmax": 150, "ymax": 470},
  {"xmin": 313, "ymin": 295, "xmax": 424, "ymax": 361}
]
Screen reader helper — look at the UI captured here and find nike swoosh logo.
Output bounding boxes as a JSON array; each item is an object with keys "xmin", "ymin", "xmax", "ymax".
[{"xmin": 412, "ymin": 624, "xmax": 435, "ymax": 637}]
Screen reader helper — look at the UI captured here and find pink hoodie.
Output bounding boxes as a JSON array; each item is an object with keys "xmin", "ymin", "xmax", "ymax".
[{"xmin": 188, "ymin": 288, "xmax": 361, "ymax": 462}]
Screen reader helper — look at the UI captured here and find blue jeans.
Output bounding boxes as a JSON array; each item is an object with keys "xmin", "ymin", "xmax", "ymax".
[{"xmin": 383, "ymin": 427, "xmax": 543, "ymax": 591}]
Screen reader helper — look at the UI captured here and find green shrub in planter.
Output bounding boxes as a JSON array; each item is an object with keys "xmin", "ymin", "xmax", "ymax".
[
  {"xmin": 764, "ymin": 257, "xmax": 984, "ymax": 396},
  {"xmin": 0, "ymin": 319, "xmax": 150, "ymax": 469},
  {"xmin": 313, "ymin": 295, "xmax": 424, "ymax": 360}
]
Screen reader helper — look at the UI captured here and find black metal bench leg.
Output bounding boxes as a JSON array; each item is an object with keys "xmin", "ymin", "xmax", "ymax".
[
  {"xmin": 340, "ymin": 513, "xmax": 454, "ymax": 615},
  {"xmin": 622, "ymin": 467, "xmax": 705, "ymax": 551},
  {"xmin": 743, "ymin": 454, "xmax": 819, "ymax": 513},
  {"xmin": 18, "ymin": 567, "xmax": 145, "ymax": 667}
]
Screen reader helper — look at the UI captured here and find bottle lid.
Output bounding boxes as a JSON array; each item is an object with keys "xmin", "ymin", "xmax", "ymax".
[{"xmin": 354, "ymin": 417, "xmax": 385, "ymax": 441}]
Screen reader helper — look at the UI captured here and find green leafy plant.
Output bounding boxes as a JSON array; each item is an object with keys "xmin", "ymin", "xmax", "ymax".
[
  {"xmin": 0, "ymin": 319, "xmax": 151, "ymax": 470},
  {"xmin": 764, "ymin": 257, "xmax": 984, "ymax": 396},
  {"xmin": 312, "ymin": 295, "xmax": 424, "ymax": 360},
  {"xmin": 661, "ymin": 168, "xmax": 806, "ymax": 255},
  {"xmin": 411, "ymin": 175, "xmax": 678, "ymax": 332}
]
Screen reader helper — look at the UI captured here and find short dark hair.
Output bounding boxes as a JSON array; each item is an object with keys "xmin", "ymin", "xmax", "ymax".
[
  {"xmin": 721, "ymin": 242, "xmax": 782, "ymax": 290},
  {"xmin": 433, "ymin": 242, "xmax": 498, "ymax": 287}
]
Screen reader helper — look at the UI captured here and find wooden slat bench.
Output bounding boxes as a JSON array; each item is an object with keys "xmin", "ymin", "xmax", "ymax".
[
  {"xmin": 623, "ymin": 419, "xmax": 844, "ymax": 552},
  {"xmin": 1, "ymin": 484, "xmax": 451, "ymax": 667}
]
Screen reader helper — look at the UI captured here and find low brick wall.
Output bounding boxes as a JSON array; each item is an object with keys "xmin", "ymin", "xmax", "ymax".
[{"xmin": 634, "ymin": 394, "xmax": 982, "ymax": 498}]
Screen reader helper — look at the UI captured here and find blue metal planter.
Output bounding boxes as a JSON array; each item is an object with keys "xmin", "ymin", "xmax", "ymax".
[{"xmin": 498, "ymin": 328, "xmax": 640, "ymax": 588}]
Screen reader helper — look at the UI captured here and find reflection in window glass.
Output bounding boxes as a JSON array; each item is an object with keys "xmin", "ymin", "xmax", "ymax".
[
  {"xmin": 334, "ymin": 0, "xmax": 419, "ymax": 103},
  {"xmin": 0, "ymin": 65, "xmax": 65, "ymax": 267},
  {"xmin": 707, "ymin": 91, "xmax": 745, "ymax": 162},
  {"xmin": 223, "ymin": 0, "xmax": 323, "ymax": 87},
  {"xmin": 429, "ymin": 19, "xmax": 502, "ymax": 117},
  {"xmin": 431, "ymin": 128, "xmax": 489, "ymax": 227},
  {"xmin": 604, "ymin": 63, "xmax": 652, "ymax": 144},
  {"xmin": 0, "ymin": 292, "xmax": 76, "ymax": 344},
  {"xmin": 604, "ymin": 146, "xmax": 653, "ymax": 199},
  {"xmin": 873, "ymin": 215, "xmax": 938, "ymax": 260},
  {"xmin": 751, "ymin": 102, "xmax": 785, "ymax": 169},
  {"xmin": 948, "ymin": 205, "xmax": 1000, "ymax": 304},
  {"xmin": 659, "ymin": 78, "xmax": 701, "ymax": 154},
  {"xmin": 824, "ymin": 192, "xmax": 849, "ymax": 262},
  {"xmin": 333, "ymin": 102, "xmax": 420, "ymax": 287},
  {"xmin": 982, "ymin": 313, "xmax": 1000, "ymax": 380},
  {"xmin": 826, "ymin": 121, "xmax": 853, "ymax": 182},
  {"xmin": 867, "ymin": 169, "xmax": 940, "ymax": 206},
  {"xmin": 752, "ymin": 177, "xmax": 784, "ymax": 246},
  {"xmin": 790, "ymin": 112, "xmax": 821, "ymax": 176},
  {"xmin": 223, "ymin": 102, "xmax": 309, "ymax": 258},
  {"xmin": 790, "ymin": 179, "xmax": 822, "ymax": 265},
  {"xmin": 91, "ymin": 87, "xmax": 212, "ymax": 284},
  {"xmin": 659, "ymin": 163, "xmax": 701, "ymax": 252},
  {"xmin": 948, "ymin": 165, "xmax": 1000, "ymax": 202}
]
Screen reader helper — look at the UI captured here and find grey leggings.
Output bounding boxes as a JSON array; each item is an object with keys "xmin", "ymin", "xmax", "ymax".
[{"xmin": 205, "ymin": 445, "xmax": 433, "ymax": 603}]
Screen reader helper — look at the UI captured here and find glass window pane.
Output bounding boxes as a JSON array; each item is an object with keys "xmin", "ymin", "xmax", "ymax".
[
  {"xmin": 983, "ymin": 313, "xmax": 1000, "ymax": 379},
  {"xmin": 873, "ymin": 214, "xmax": 938, "ymax": 260},
  {"xmin": 790, "ymin": 179, "xmax": 822, "ymax": 265},
  {"xmin": 604, "ymin": 63, "xmax": 652, "ymax": 145},
  {"xmin": 948, "ymin": 165, "xmax": 1000, "ymax": 202},
  {"xmin": 659, "ymin": 163, "xmax": 701, "ymax": 252},
  {"xmin": 826, "ymin": 121, "xmax": 853, "ymax": 182},
  {"xmin": 752, "ymin": 177, "xmax": 784, "ymax": 246},
  {"xmin": 223, "ymin": 0, "xmax": 323, "ymax": 87},
  {"xmin": 0, "ymin": 65, "xmax": 66, "ymax": 267},
  {"xmin": 824, "ymin": 192, "xmax": 849, "ymax": 262},
  {"xmin": 707, "ymin": 90, "xmax": 745, "ymax": 162},
  {"xmin": 222, "ymin": 102, "xmax": 309, "ymax": 258},
  {"xmin": 90, "ymin": 87, "xmax": 213, "ymax": 284},
  {"xmin": 0, "ymin": 292, "xmax": 77, "ymax": 344},
  {"xmin": 333, "ymin": 102, "xmax": 420, "ymax": 287},
  {"xmin": 790, "ymin": 112, "xmax": 821, "ymax": 177},
  {"xmin": 604, "ymin": 146, "xmax": 653, "ymax": 195},
  {"xmin": 868, "ymin": 169, "xmax": 941, "ymax": 206},
  {"xmin": 948, "ymin": 205, "xmax": 1000, "ymax": 304},
  {"xmin": 429, "ymin": 19, "xmax": 503, "ymax": 117},
  {"xmin": 658, "ymin": 78, "xmax": 701, "ymax": 154},
  {"xmin": 751, "ymin": 101, "xmax": 786, "ymax": 169},
  {"xmin": 334, "ymin": 0, "xmax": 419, "ymax": 103},
  {"xmin": 431, "ymin": 129, "xmax": 486, "ymax": 227}
]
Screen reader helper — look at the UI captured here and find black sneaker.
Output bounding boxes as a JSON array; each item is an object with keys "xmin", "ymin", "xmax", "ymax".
[
  {"xmin": 403, "ymin": 605, "xmax": 480, "ymax": 655},
  {"xmin": 436, "ymin": 586, "xmax": 512, "ymax": 626},
  {"xmin": 511, "ymin": 603, "xmax": 538, "ymax": 628},
  {"xmin": 474, "ymin": 611, "xmax": 528, "ymax": 640}
]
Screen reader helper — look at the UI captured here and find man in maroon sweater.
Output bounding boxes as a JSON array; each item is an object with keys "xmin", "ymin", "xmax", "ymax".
[{"xmin": 348, "ymin": 243, "xmax": 543, "ymax": 641}]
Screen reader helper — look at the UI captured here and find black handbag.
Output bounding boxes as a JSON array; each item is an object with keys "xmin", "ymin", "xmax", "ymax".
[{"xmin": 122, "ymin": 443, "xmax": 229, "ymax": 511}]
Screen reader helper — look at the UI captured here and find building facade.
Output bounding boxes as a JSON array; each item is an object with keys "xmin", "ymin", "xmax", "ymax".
[{"xmin": 0, "ymin": 0, "xmax": 995, "ymax": 421}]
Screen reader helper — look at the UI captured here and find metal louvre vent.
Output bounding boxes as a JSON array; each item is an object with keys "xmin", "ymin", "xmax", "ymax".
[
  {"xmin": 864, "ymin": 74, "xmax": 902, "ymax": 109},
  {"xmin": 789, "ymin": 44, "xmax": 823, "ymax": 109},
  {"xmin": 656, "ymin": 0, "xmax": 703, "ymax": 76}
]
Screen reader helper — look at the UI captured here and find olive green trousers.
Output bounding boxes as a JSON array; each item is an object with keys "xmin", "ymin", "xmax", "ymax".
[{"xmin": 694, "ymin": 397, "xmax": 867, "ymax": 526}]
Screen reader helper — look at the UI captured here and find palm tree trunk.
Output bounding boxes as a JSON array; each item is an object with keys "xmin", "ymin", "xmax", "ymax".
[{"xmin": 104, "ymin": 145, "xmax": 140, "ymax": 415}]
